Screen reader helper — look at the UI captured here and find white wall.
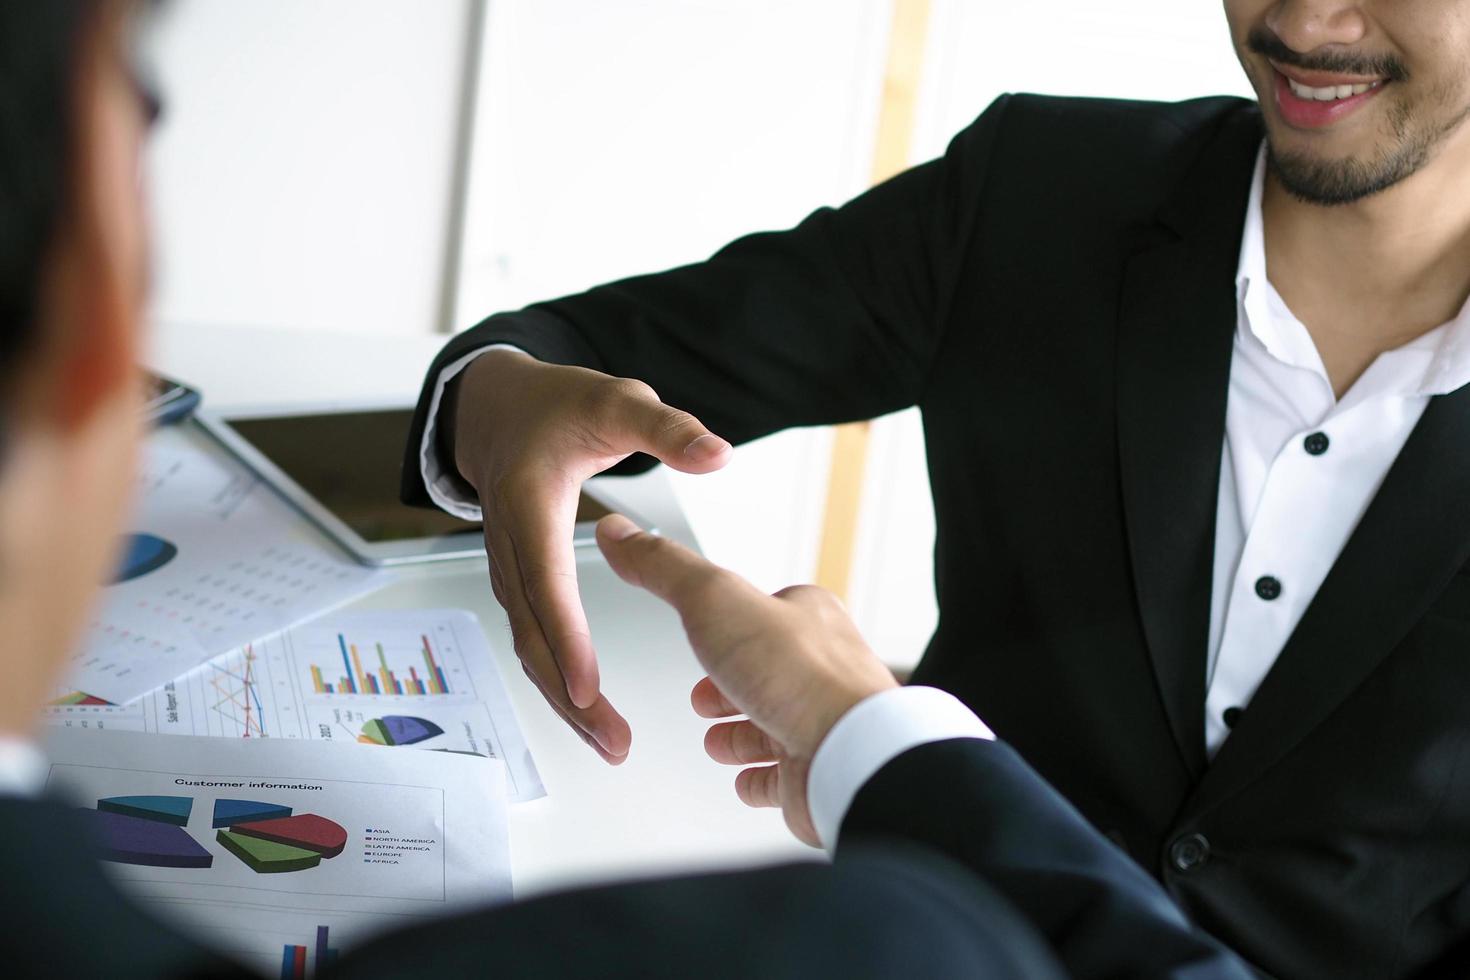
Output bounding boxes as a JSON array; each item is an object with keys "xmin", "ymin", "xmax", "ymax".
[
  {"xmin": 147, "ymin": 0, "xmax": 1257, "ymax": 667},
  {"xmin": 453, "ymin": 0, "xmax": 893, "ymax": 597},
  {"xmin": 453, "ymin": 0, "xmax": 890, "ymax": 322},
  {"xmin": 146, "ymin": 0, "xmax": 474, "ymax": 337},
  {"xmin": 913, "ymin": 0, "xmax": 1253, "ymax": 162}
]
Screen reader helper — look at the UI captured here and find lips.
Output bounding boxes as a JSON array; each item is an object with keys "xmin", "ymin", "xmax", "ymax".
[{"xmin": 1272, "ymin": 65, "xmax": 1387, "ymax": 129}]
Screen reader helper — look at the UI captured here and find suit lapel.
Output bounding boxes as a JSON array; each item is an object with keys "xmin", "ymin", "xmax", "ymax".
[
  {"xmin": 1114, "ymin": 103, "xmax": 1470, "ymax": 819},
  {"xmin": 1114, "ymin": 107, "xmax": 1262, "ymax": 780},
  {"xmin": 1185, "ymin": 384, "xmax": 1470, "ymax": 819}
]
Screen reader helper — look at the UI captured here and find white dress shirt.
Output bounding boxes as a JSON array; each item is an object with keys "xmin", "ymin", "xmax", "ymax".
[
  {"xmin": 807, "ymin": 686, "xmax": 993, "ymax": 849},
  {"xmin": 1203, "ymin": 148, "xmax": 1470, "ymax": 754},
  {"xmin": 419, "ymin": 142, "xmax": 1470, "ymax": 841},
  {"xmin": 0, "ymin": 736, "xmax": 48, "ymax": 797},
  {"xmin": 420, "ymin": 345, "xmax": 526, "ymax": 521}
]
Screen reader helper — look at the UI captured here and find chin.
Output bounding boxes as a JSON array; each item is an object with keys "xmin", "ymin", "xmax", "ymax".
[{"xmin": 1266, "ymin": 144, "xmax": 1417, "ymax": 206}]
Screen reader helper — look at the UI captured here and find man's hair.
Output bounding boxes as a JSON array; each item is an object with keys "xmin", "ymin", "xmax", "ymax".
[{"xmin": 0, "ymin": 1, "xmax": 97, "ymax": 369}]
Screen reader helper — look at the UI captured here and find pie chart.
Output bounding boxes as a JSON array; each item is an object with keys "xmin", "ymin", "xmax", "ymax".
[
  {"xmin": 113, "ymin": 533, "xmax": 177, "ymax": 584},
  {"xmin": 81, "ymin": 794, "xmax": 348, "ymax": 875},
  {"xmin": 84, "ymin": 795, "xmax": 211, "ymax": 868},
  {"xmin": 358, "ymin": 715, "xmax": 443, "ymax": 747},
  {"xmin": 99, "ymin": 794, "xmax": 193, "ymax": 825},
  {"xmin": 213, "ymin": 801, "xmax": 348, "ymax": 874}
]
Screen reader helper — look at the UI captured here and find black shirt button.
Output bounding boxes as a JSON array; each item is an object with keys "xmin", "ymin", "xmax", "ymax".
[
  {"xmin": 1222, "ymin": 706, "xmax": 1243, "ymax": 729},
  {"xmin": 1255, "ymin": 575, "xmax": 1282, "ymax": 601},
  {"xmin": 1303, "ymin": 431, "xmax": 1330, "ymax": 456},
  {"xmin": 1169, "ymin": 833, "xmax": 1211, "ymax": 873}
]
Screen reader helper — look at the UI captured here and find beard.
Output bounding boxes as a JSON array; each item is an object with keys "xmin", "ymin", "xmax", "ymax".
[{"xmin": 1267, "ymin": 88, "xmax": 1470, "ymax": 207}]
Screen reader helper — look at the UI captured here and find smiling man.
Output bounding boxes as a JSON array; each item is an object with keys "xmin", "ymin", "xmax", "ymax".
[
  {"xmin": 0, "ymin": 2, "xmax": 1263, "ymax": 977},
  {"xmin": 408, "ymin": 2, "xmax": 1470, "ymax": 977}
]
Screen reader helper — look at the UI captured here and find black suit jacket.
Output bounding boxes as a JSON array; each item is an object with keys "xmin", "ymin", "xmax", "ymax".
[
  {"xmin": 8, "ymin": 735, "xmax": 1284, "ymax": 980},
  {"xmin": 2, "ymin": 793, "xmax": 1063, "ymax": 979},
  {"xmin": 404, "ymin": 93, "xmax": 1470, "ymax": 979}
]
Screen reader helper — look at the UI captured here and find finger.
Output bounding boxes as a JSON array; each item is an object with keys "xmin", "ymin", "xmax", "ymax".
[
  {"xmin": 493, "ymin": 525, "xmax": 631, "ymax": 757},
  {"xmin": 735, "ymin": 765, "xmax": 781, "ymax": 808},
  {"xmin": 704, "ymin": 720, "xmax": 778, "ymax": 766},
  {"xmin": 484, "ymin": 527, "xmax": 509, "ymax": 608},
  {"xmin": 522, "ymin": 661, "xmax": 631, "ymax": 764},
  {"xmin": 597, "ymin": 515, "xmax": 764, "ymax": 616},
  {"xmin": 595, "ymin": 378, "xmax": 733, "ymax": 475},
  {"xmin": 499, "ymin": 480, "xmax": 599, "ymax": 708},
  {"xmin": 690, "ymin": 676, "xmax": 740, "ymax": 718},
  {"xmin": 490, "ymin": 523, "xmax": 565, "ymax": 697}
]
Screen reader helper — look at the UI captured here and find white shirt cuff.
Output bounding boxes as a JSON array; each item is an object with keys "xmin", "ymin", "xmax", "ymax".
[
  {"xmin": 807, "ymin": 686, "xmax": 994, "ymax": 852},
  {"xmin": 417, "ymin": 343, "xmax": 530, "ymax": 521},
  {"xmin": 0, "ymin": 737, "xmax": 47, "ymax": 798}
]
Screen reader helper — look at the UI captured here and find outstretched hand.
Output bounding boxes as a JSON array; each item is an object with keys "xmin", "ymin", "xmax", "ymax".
[
  {"xmin": 451, "ymin": 350, "xmax": 732, "ymax": 763},
  {"xmin": 595, "ymin": 514, "xmax": 897, "ymax": 845}
]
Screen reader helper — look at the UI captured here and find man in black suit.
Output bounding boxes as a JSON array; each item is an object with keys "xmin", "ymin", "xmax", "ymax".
[
  {"xmin": 0, "ymin": 2, "xmax": 1266, "ymax": 978},
  {"xmin": 406, "ymin": 1, "xmax": 1470, "ymax": 976}
]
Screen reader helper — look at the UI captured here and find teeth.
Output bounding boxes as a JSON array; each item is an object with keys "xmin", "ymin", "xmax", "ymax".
[{"xmin": 1287, "ymin": 77, "xmax": 1378, "ymax": 101}]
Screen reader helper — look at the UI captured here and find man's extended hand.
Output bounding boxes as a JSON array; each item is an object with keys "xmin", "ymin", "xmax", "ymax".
[
  {"xmin": 595, "ymin": 514, "xmax": 898, "ymax": 845},
  {"xmin": 451, "ymin": 349, "xmax": 733, "ymax": 763}
]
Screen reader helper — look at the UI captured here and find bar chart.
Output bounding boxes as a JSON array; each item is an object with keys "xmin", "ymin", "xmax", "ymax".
[
  {"xmin": 309, "ymin": 633, "xmax": 452, "ymax": 696},
  {"xmin": 280, "ymin": 925, "xmax": 338, "ymax": 980},
  {"xmin": 49, "ymin": 610, "xmax": 543, "ymax": 800},
  {"xmin": 287, "ymin": 616, "xmax": 478, "ymax": 702}
]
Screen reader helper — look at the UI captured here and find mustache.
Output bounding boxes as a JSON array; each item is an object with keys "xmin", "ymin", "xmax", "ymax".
[{"xmin": 1246, "ymin": 26, "xmax": 1409, "ymax": 83}]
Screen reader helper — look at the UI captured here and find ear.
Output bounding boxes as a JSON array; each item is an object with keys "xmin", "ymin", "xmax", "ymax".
[{"xmin": 35, "ymin": 2, "xmax": 147, "ymax": 433}]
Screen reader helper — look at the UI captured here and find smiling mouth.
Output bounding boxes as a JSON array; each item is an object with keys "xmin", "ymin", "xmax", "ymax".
[
  {"xmin": 1282, "ymin": 76, "xmax": 1383, "ymax": 102},
  {"xmin": 1267, "ymin": 59, "xmax": 1390, "ymax": 129}
]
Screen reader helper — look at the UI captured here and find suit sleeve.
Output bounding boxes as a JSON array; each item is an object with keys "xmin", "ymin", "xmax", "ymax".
[
  {"xmin": 837, "ymin": 738, "xmax": 1257, "ymax": 980},
  {"xmin": 401, "ymin": 95, "xmax": 1015, "ymax": 505}
]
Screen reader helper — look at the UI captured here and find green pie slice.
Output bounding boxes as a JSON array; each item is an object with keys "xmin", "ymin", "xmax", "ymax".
[{"xmin": 216, "ymin": 829, "xmax": 323, "ymax": 873}]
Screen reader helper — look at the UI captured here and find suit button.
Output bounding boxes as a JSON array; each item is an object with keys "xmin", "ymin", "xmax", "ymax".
[
  {"xmin": 1303, "ymin": 431, "xmax": 1330, "ymax": 456},
  {"xmin": 1223, "ymin": 706, "xmax": 1243, "ymax": 728},
  {"xmin": 1254, "ymin": 575, "xmax": 1282, "ymax": 601},
  {"xmin": 1169, "ymin": 833, "xmax": 1211, "ymax": 873}
]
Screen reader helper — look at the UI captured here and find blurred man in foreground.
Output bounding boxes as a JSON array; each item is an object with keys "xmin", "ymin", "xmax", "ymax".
[{"xmin": 0, "ymin": 2, "xmax": 1270, "ymax": 978}]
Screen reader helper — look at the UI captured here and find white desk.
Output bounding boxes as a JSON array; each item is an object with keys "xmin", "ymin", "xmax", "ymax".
[{"xmin": 150, "ymin": 321, "xmax": 812, "ymax": 897}]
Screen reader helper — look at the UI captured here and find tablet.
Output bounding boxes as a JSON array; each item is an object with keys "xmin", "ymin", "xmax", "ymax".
[{"xmin": 196, "ymin": 405, "xmax": 649, "ymax": 567}]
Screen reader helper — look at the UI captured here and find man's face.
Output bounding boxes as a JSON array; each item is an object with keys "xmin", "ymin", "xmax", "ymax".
[
  {"xmin": 16, "ymin": 0, "xmax": 155, "ymax": 710},
  {"xmin": 1225, "ymin": 0, "xmax": 1470, "ymax": 205}
]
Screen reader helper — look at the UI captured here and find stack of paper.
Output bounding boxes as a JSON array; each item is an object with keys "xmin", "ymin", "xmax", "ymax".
[
  {"xmin": 43, "ymin": 729, "xmax": 511, "ymax": 977},
  {"xmin": 48, "ymin": 608, "xmax": 544, "ymax": 802},
  {"xmin": 69, "ymin": 426, "xmax": 387, "ymax": 704},
  {"xmin": 45, "ymin": 426, "xmax": 544, "ymax": 975}
]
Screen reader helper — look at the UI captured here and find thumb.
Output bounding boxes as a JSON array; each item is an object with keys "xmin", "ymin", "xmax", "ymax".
[
  {"xmin": 596, "ymin": 514, "xmax": 765, "ymax": 624},
  {"xmin": 600, "ymin": 380, "xmax": 732, "ymax": 474},
  {"xmin": 596, "ymin": 514, "xmax": 721, "ymax": 606}
]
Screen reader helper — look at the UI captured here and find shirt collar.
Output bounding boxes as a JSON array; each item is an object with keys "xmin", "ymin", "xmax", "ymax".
[
  {"xmin": 1234, "ymin": 142, "xmax": 1470, "ymax": 400},
  {"xmin": 1235, "ymin": 146, "xmax": 1332, "ymax": 379},
  {"xmin": 0, "ymin": 736, "xmax": 47, "ymax": 798}
]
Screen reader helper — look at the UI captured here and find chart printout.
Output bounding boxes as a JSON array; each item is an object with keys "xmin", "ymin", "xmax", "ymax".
[
  {"xmin": 46, "ymin": 610, "xmax": 545, "ymax": 801},
  {"xmin": 67, "ymin": 426, "xmax": 387, "ymax": 704},
  {"xmin": 42, "ymin": 729, "xmax": 510, "ymax": 978}
]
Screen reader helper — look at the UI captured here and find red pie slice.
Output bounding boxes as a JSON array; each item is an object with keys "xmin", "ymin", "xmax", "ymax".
[{"xmin": 228, "ymin": 813, "xmax": 348, "ymax": 858}]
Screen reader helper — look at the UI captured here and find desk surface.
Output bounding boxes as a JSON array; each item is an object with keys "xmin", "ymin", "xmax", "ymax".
[{"xmin": 150, "ymin": 320, "xmax": 812, "ymax": 897}]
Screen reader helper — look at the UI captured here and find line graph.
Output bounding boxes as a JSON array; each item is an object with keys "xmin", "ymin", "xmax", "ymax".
[{"xmin": 205, "ymin": 644, "xmax": 268, "ymax": 738}]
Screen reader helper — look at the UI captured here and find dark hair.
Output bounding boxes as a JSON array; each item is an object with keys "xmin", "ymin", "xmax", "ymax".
[{"xmin": 0, "ymin": 0, "xmax": 99, "ymax": 367}]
